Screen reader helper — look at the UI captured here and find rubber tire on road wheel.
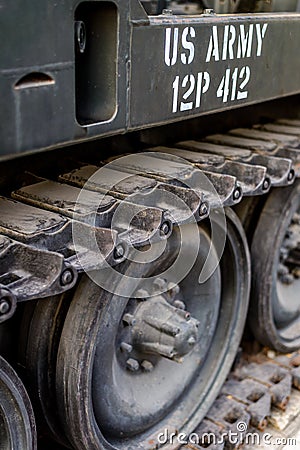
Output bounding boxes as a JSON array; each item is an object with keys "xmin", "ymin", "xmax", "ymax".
[
  {"xmin": 0, "ymin": 355, "xmax": 37, "ymax": 450},
  {"xmin": 56, "ymin": 208, "xmax": 250, "ymax": 450},
  {"xmin": 250, "ymin": 181, "xmax": 300, "ymax": 352}
]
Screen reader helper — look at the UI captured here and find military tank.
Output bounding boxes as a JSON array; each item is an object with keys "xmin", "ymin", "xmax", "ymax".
[{"xmin": 0, "ymin": 1, "xmax": 300, "ymax": 448}]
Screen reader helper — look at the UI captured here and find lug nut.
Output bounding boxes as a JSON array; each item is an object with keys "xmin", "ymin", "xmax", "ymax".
[
  {"xmin": 134, "ymin": 289, "xmax": 149, "ymax": 301},
  {"xmin": 60, "ymin": 269, "xmax": 74, "ymax": 286},
  {"xmin": 280, "ymin": 248, "xmax": 289, "ymax": 260},
  {"xmin": 174, "ymin": 300, "xmax": 186, "ymax": 310},
  {"xmin": 126, "ymin": 358, "xmax": 140, "ymax": 372},
  {"xmin": 153, "ymin": 278, "xmax": 167, "ymax": 291},
  {"xmin": 278, "ymin": 264, "xmax": 289, "ymax": 276},
  {"xmin": 0, "ymin": 298, "xmax": 11, "ymax": 315},
  {"xmin": 280, "ymin": 273, "xmax": 294, "ymax": 285},
  {"xmin": 120, "ymin": 342, "xmax": 133, "ymax": 353},
  {"xmin": 122, "ymin": 313, "xmax": 136, "ymax": 326},
  {"xmin": 141, "ymin": 360, "xmax": 154, "ymax": 372},
  {"xmin": 292, "ymin": 213, "xmax": 300, "ymax": 225},
  {"xmin": 167, "ymin": 282, "xmax": 180, "ymax": 295}
]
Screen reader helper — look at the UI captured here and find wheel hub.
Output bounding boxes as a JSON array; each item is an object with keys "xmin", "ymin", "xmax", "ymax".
[
  {"xmin": 122, "ymin": 294, "xmax": 199, "ymax": 363},
  {"xmin": 91, "ymin": 226, "xmax": 224, "ymax": 438}
]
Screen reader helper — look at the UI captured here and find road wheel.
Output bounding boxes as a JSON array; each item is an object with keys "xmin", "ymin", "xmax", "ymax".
[
  {"xmin": 56, "ymin": 208, "xmax": 250, "ymax": 449},
  {"xmin": 250, "ymin": 181, "xmax": 300, "ymax": 352}
]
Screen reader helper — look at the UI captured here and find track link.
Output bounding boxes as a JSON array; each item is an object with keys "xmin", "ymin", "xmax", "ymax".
[
  {"xmin": 180, "ymin": 350, "xmax": 300, "ymax": 450},
  {"xmin": 0, "ymin": 118, "xmax": 299, "ymax": 322}
]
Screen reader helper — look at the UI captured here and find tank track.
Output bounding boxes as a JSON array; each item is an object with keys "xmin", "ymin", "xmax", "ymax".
[
  {"xmin": 180, "ymin": 349, "xmax": 300, "ymax": 450},
  {"xmin": 0, "ymin": 117, "xmax": 299, "ymax": 324},
  {"xmin": 0, "ymin": 118, "xmax": 300, "ymax": 448},
  {"xmin": 36, "ymin": 350, "xmax": 300, "ymax": 449}
]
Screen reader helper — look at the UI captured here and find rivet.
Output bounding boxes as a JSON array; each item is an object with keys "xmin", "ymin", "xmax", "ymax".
[
  {"xmin": 199, "ymin": 202, "xmax": 209, "ymax": 217},
  {"xmin": 114, "ymin": 244, "xmax": 125, "ymax": 260},
  {"xmin": 60, "ymin": 269, "xmax": 74, "ymax": 286}
]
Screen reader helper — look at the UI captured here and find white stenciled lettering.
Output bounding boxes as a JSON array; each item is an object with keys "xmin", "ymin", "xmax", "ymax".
[
  {"xmin": 172, "ymin": 71, "xmax": 210, "ymax": 113},
  {"xmin": 222, "ymin": 26, "xmax": 229, "ymax": 60},
  {"xmin": 217, "ymin": 66, "xmax": 250, "ymax": 103},
  {"xmin": 180, "ymin": 74, "xmax": 195, "ymax": 111},
  {"xmin": 166, "ymin": 21, "xmax": 268, "ymax": 113},
  {"xmin": 181, "ymin": 27, "xmax": 195, "ymax": 64},
  {"xmin": 217, "ymin": 68, "xmax": 230, "ymax": 102},
  {"xmin": 206, "ymin": 23, "xmax": 268, "ymax": 62},
  {"xmin": 165, "ymin": 28, "xmax": 179, "ymax": 66},
  {"xmin": 206, "ymin": 26, "xmax": 219, "ymax": 62},
  {"xmin": 231, "ymin": 67, "xmax": 238, "ymax": 100},
  {"xmin": 196, "ymin": 72, "xmax": 210, "ymax": 108},
  {"xmin": 222, "ymin": 25, "xmax": 236, "ymax": 60},
  {"xmin": 237, "ymin": 66, "xmax": 250, "ymax": 99},
  {"xmin": 256, "ymin": 23, "xmax": 268, "ymax": 56},
  {"xmin": 172, "ymin": 76, "xmax": 180, "ymax": 112},
  {"xmin": 237, "ymin": 24, "xmax": 254, "ymax": 58},
  {"xmin": 165, "ymin": 27, "xmax": 196, "ymax": 66}
]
